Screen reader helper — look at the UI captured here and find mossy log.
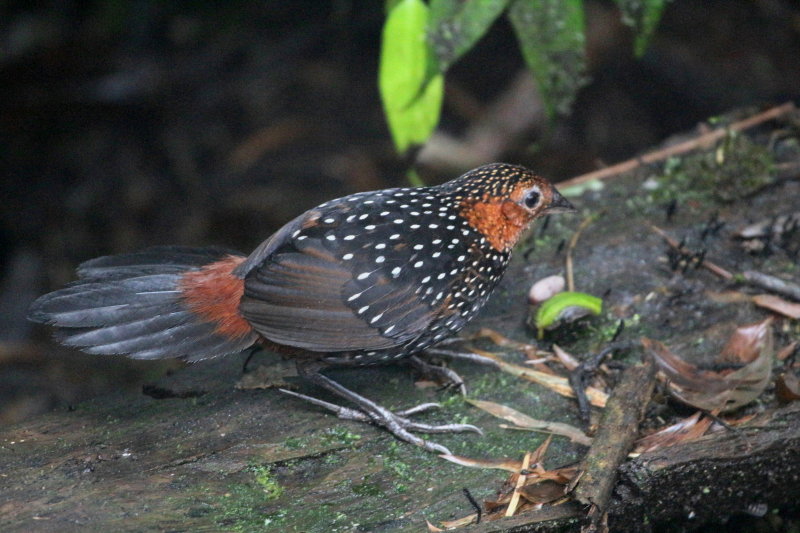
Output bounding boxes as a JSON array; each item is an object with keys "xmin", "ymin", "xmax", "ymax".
[{"xmin": 2, "ymin": 106, "xmax": 799, "ymax": 532}]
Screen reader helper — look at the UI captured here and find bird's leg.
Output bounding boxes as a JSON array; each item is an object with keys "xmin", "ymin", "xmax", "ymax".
[
  {"xmin": 423, "ymin": 347, "xmax": 502, "ymax": 368},
  {"xmin": 281, "ymin": 361, "xmax": 482, "ymax": 454},
  {"xmin": 241, "ymin": 345, "xmax": 265, "ymax": 374},
  {"xmin": 407, "ymin": 355, "xmax": 467, "ymax": 396}
]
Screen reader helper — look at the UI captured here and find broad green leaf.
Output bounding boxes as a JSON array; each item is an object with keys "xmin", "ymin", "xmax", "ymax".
[
  {"xmin": 384, "ymin": 0, "xmax": 403, "ymax": 12},
  {"xmin": 406, "ymin": 168, "xmax": 425, "ymax": 187},
  {"xmin": 535, "ymin": 291, "xmax": 602, "ymax": 338},
  {"xmin": 508, "ymin": 0, "xmax": 587, "ymax": 118},
  {"xmin": 427, "ymin": 0, "xmax": 511, "ymax": 73},
  {"xmin": 379, "ymin": 0, "xmax": 444, "ymax": 154},
  {"xmin": 613, "ymin": 0, "xmax": 668, "ymax": 56}
]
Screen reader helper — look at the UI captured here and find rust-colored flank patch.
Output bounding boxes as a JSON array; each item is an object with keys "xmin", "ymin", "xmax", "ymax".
[{"xmin": 179, "ymin": 255, "xmax": 253, "ymax": 339}]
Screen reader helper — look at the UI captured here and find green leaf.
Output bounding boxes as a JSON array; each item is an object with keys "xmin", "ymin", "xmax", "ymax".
[
  {"xmin": 406, "ymin": 168, "xmax": 425, "ymax": 187},
  {"xmin": 613, "ymin": 0, "xmax": 668, "ymax": 56},
  {"xmin": 508, "ymin": 0, "xmax": 588, "ymax": 118},
  {"xmin": 427, "ymin": 0, "xmax": 511, "ymax": 73},
  {"xmin": 379, "ymin": 0, "xmax": 445, "ymax": 155},
  {"xmin": 535, "ymin": 291, "xmax": 602, "ymax": 338}
]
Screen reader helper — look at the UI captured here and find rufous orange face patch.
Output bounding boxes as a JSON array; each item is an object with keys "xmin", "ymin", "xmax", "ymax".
[{"xmin": 459, "ymin": 192, "xmax": 535, "ymax": 252}]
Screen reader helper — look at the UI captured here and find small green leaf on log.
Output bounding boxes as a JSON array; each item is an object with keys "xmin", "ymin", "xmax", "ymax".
[{"xmin": 535, "ymin": 291, "xmax": 603, "ymax": 338}]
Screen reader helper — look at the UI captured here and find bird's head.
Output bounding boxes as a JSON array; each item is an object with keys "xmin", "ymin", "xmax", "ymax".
[{"xmin": 444, "ymin": 163, "xmax": 575, "ymax": 252}]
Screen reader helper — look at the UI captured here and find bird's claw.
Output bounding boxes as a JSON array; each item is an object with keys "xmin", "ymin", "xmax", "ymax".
[
  {"xmin": 408, "ymin": 355, "xmax": 467, "ymax": 396},
  {"xmin": 278, "ymin": 388, "xmax": 481, "ymax": 455}
]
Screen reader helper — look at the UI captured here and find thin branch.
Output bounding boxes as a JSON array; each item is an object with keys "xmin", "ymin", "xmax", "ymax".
[
  {"xmin": 652, "ymin": 226, "xmax": 800, "ymax": 301},
  {"xmin": 506, "ymin": 451, "xmax": 533, "ymax": 517},
  {"xmin": 574, "ymin": 357, "xmax": 657, "ymax": 532},
  {"xmin": 650, "ymin": 225, "xmax": 734, "ymax": 279},
  {"xmin": 560, "ymin": 102, "xmax": 796, "ymax": 189},
  {"xmin": 742, "ymin": 270, "xmax": 800, "ymax": 302},
  {"xmin": 566, "ymin": 213, "xmax": 602, "ymax": 291}
]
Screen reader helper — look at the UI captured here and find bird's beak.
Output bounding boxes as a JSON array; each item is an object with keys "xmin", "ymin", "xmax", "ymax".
[{"xmin": 545, "ymin": 188, "xmax": 576, "ymax": 214}]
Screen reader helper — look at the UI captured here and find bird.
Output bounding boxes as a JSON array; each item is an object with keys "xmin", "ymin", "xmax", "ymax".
[{"xmin": 29, "ymin": 162, "xmax": 574, "ymax": 453}]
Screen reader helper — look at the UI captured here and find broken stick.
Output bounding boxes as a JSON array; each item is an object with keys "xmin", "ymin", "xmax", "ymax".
[{"xmin": 573, "ymin": 355, "xmax": 656, "ymax": 532}]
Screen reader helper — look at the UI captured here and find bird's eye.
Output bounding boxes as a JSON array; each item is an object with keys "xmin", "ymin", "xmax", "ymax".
[{"xmin": 524, "ymin": 189, "xmax": 541, "ymax": 209}]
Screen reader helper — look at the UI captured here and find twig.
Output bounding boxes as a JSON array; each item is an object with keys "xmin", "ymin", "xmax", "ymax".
[
  {"xmin": 423, "ymin": 348, "xmax": 502, "ymax": 368},
  {"xmin": 650, "ymin": 225, "xmax": 733, "ymax": 279},
  {"xmin": 566, "ymin": 213, "xmax": 602, "ymax": 292},
  {"xmin": 569, "ymin": 343, "xmax": 633, "ymax": 425},
  {"xmin": 463, "ymin": 488, "xmax": 483, "ymax": 524},
  {"xmin": 470, "ymin": 328, "xmax": 551, "ymax": 360},
  {"xmin": 742, "ymin": 271, "xmax": 800, "ymax": 302},
  {"xmin": 466, "ymin": 347, "xmax": 609, "ymax": 407},
  {"xmin": 560, "ymin": 102, "xmax": 796, "ymax": 189},
  {"xmin": 506, "ymin": 451, "xmax": 533, "ymax": 517},
  {"xmin": 652, "ymin": 225, "xmax": 800, "ymax": 301},
  {"xmin": 574, "ymin": 356, "xmax": 657, "ymax": 532}
]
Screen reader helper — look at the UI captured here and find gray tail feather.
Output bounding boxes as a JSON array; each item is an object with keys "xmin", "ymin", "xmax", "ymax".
[{"xmin": 28, "ymin": 246, "xmax": 258, "ymax": 362}]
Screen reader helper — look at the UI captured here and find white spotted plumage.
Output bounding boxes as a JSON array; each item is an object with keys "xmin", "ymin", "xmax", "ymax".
[{"xmin": 276, "ymin": 163, "xmax": 560, "ymax": 367}]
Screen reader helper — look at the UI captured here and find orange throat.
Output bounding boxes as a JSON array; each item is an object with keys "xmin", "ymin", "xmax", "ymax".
[
  {"xmin": 179, "ymin": 255, "xmax": 253, "ymax": 339},
  {"xmin": 460, "ymin": 198, "xmax": 532, "ymax": 251}
]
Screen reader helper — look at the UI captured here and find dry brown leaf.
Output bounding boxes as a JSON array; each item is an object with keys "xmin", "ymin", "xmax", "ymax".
[
  {"xmin": 718, "ymin": 412, "xmax": 757, "ymax": 426},
  {"xmin": 719, "ymin": 317, "xmax": 775, "ymax": 363},
  {"xmin": 484, "ymin": 498, "xmax": 510, "ymax": 513},
  {"xmin": 633, "ymin": 412, "xmax": 713, "ymax": 453},
  {"xmin": 535, "ymin": 466, "xmax": 581, "ymax": 485},
  {"xmin": 776, "ymin": 372, "xmax": 800, "ymax": 403},
  {"xmin": 467, "ymin": 399, "xmax": 539, "ymax": 426},
  {"xmin": 552, "ymin": 344, "xmax": 580, "ymax": 371},
  {"xmin": 441, "ymin": 441, "xmax": 572, "ymax": 526},
  {"xmin": 439, "ymin": 514, "xmax": 478, "ymax": 529},
  {"xmin": 472, "ymin": 328, "xmax": 548, "ymax": 359},
  {"xmin": 499, "ymin": 424, "xmax": 593, "ymax": 446},
  {"xmin": 519, "ymin": 480, "xmax": 568, "ymax": 505},
  {"xmin": 643, "ymin": 319, "xmax": 773, "ymax": 412},
  {"xmin": 468, "ymin": 349, "xmax": 608, "ymax": 407},
  {"xmin": 529, "ymin": 433, "xmax": 553, "ymax": 465},
  {"xmin": 439, "ymin": 454, "xmax": 524, "ymax": 473},
  {"xmin": 425, "ymin": 519, "xmax": 445, "ymax": 532},
  {"xmin": 777, "ymin": 341, "xmax": 799, "ymax": 361},
  {"xmin": 752, "ymin": 294, "xmax": 800, "ymax": 319},
  {"xmin": 705, "ymin": 291, "xmax": 755, "ymax": 304},
  {"xmin": 468, "ymin": 399, "xmax": 591, "ymax": 445}
]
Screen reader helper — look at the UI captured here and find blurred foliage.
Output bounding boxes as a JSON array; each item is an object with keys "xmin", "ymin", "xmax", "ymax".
[
  {"xmin": 380, "ymin": 0, "xmax": 669, "ymax": 158},
  {"xmin": 614, "ymin": 0, "xmax": 669, "ymax": 57},
  {"xmin": 379, "ymin": 0, "xmax": 444, "ymax": 156}
]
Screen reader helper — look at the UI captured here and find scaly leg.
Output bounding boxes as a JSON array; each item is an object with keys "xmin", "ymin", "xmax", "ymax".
[
  {"xmin": 407, "ymin": 355, "xmax": 467, "ymax": 396},
  {"xmin": 281, "ymin": 361, "xmax": 482, "ymax": 454}
]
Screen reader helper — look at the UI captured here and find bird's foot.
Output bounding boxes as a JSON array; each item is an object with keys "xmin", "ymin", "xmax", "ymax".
[
  {"xmin": 423, "ymin": 347, "xmax": 502, "ymax": 368},
  {"xmin": 408, "ymin": 355, "xmax": 467, "ymax": 395},
  {"xmin": 280, "ymin": 372, "xmax": 481, "ymax": 454}
]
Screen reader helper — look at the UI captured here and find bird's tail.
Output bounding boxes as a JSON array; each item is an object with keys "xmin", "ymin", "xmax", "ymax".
[{"xmin": 28, "ymin": 246, "xmax": 259, "ymax": 362}]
